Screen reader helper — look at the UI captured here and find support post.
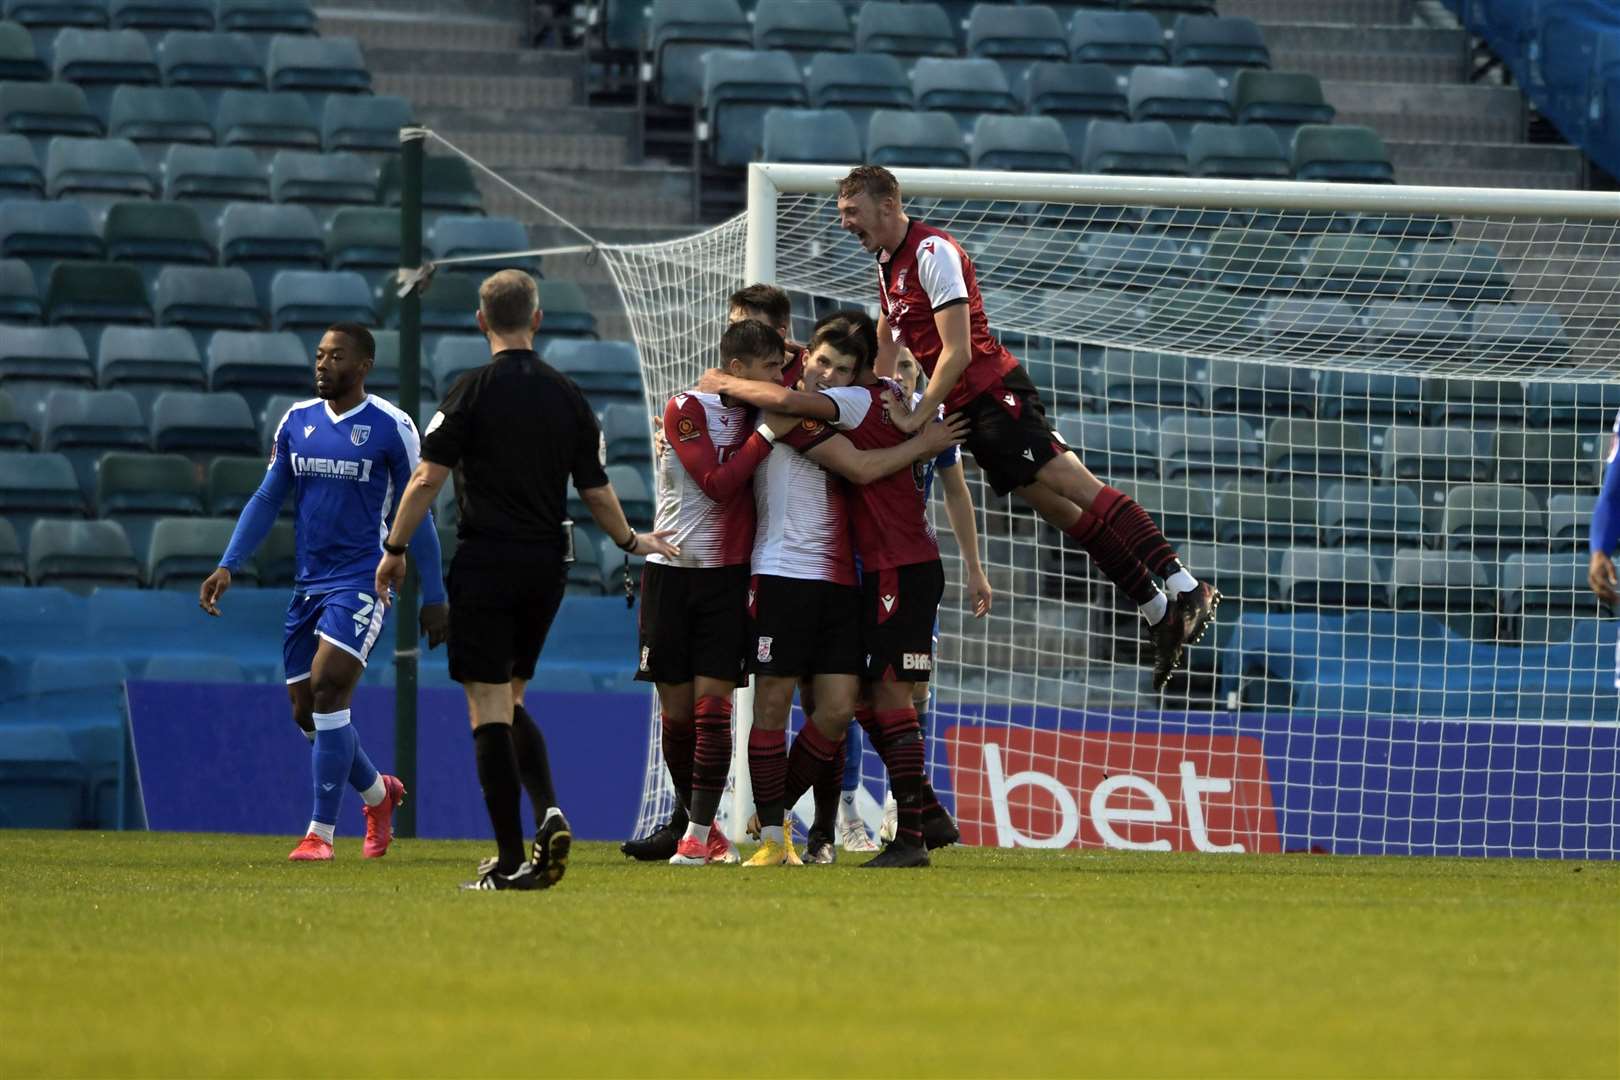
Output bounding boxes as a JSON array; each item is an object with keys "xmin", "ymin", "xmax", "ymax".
[{"xmin": 393, "ymin": 126, "xmax": 426, "ymax": 839}]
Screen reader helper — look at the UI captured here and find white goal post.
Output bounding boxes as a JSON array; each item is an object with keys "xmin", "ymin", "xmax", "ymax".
[{"xmin": 602, "ymin": 163, "xmax": 1620, "ymax": 859}]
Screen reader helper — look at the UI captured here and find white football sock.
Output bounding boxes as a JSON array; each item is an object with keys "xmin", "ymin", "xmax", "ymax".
[
  {"xmin": 359, "ymin": 775, "xmax": 386, "ymax": 807},
  {"xmin": 1165, "ymin": 568, "xmax": 1199, "ymax": 598},
  {"xmin": 306, "ymin": 820, "xmax": 335, "ymax": 843},
  {"xmin": 683, "ymin": 821, "xmax": 710, "ymax": 844},
  {"xmin": 1140, "ymin": 591, "xmax": 1169, "ymax": 625}
]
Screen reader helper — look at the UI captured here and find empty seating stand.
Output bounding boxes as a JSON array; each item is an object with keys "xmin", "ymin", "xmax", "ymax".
[
  {"xmin": 806, "ymin": 51, "xmax": 911, "ymax": 135},
  {"xmin": 649, "ymin": 0, "xmax": 751, "ymax": 107},
  {"xmin": 701, "ymin": 48, "xmax": 806, "ymax": 166}
]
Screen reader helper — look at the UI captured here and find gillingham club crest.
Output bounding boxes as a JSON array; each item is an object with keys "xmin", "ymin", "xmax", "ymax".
[
  {"xmin": 757, "ymin": 636, "xmax": 773, "ymax": 663},
  {"xmin": 351, "ymin": 424, "xmax": 371, "ymax": 446}
]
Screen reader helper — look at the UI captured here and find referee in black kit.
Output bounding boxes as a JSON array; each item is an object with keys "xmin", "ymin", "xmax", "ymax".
[{"xmin": 377, "ymin": 269, "xmax": 678, "ymax": 891}]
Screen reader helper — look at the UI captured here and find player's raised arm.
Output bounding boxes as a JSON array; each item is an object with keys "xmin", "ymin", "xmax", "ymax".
[
  {"xmin": 201, "ymin": 411, "xmax": 295, "ymax": 615},
  {"xmin": 895, "ymin": 304, "xmax": 970, "ymax": 434}
]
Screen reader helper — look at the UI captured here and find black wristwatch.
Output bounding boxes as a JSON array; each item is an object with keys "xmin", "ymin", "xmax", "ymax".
[
  {"xmin": 615, "ymin": 527, "xmax": 637, "ymax": 552},
  {"xmin": 382, "ymin": 540, "xmax": 407, "ymax": 556}
]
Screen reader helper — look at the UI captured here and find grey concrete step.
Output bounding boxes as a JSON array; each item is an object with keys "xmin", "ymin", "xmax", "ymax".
[
  {"xmin": 1386, "ymin": 140, "xmax": 1586, "ymax": 188},
  {"xmin": 374, "ymin": 71, "xmax": 575, "ymax": 111},
  {"xmin": 1262, "ymin": 24, "xmax": 1467, "ymax": 83},
  {"xmin": 477, "ymin": 165, "xmax": 694, "ymax": 228},
  {"xmin": 318, "ymin": 11, "xmax": 522, "ymax": 51},
  {"xmin": 432, "ymin": 129, "xmax": 631, "ymax": 171},
  {"xmin": 1323, "ymin": 80, "xmax": 1525, "ymax": 143},
  {"xmin": 318, "ymin": 0, "xmax": 526, "ymax": 21},
  {"xmin": 413, "ymin": 103, "xmax": 638, "ymax": 140},
  {"xmin": 363, "ymin": 46, "xmax": 584, "ymax": 82},
  {"xmin": 1222, "ymin": 0, "xmax": 1411, "ymax": 23}
]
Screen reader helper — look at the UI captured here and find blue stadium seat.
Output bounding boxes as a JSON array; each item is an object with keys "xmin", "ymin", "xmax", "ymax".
[
  {"xmin": 0, "ymin": 514, "xmax": 22, "ymax": 579},
  {"xmin": 27, "ymin": 517, "xmax": 140, "ymax": 590},
  {"xmin": 1402, "ymin": 239, "xmax": 1510, "ymax": 304},
  {"xmin": 1054, "ymin": 411, "xmax": 1160, "ymax": 479},
  {"xmin": 1420, "ymin": 377, "xmax": 1525, "ymax": 428},
  {"xmin": 1023, "ymin": 61, "xmax": 1127, "ymax": 160},
  {"xmin": 1546, "ymin": 493, "xmax": 1597, "ymax": 552},
  {"xmin": 701, "ymin": 49, "xmax": 807, "ymax": 166},
  {"xmin": 806, "ymin": 51, "xmax": 910, "ymax": 134},
  {"xmin": 215, "ymin": 0, "xmax": 316, "ymax": 36},
  {"xmin": 1214, "ymin": 478, "xmax": 1316, "ymax": 545},
  {"xmin": 50, "ymin": 28, "xmax": 160, "ymax": 119},
  {"xmin": 1523, "ymin": 380, "xmax": 1620, "ymax": 431},
  {"xmin": 0, "ymin": 254, "xmax": 39, "ymax": 321},
  {"xmin": 268, "ymin": 269, "xmax": 374, "ymax": 350},
  {"xmin": 148, "ymin": 388, "xmax": 257, "ymax": 457},
  {"xmin": 269, "ymin": 149, "xmax": 376, "ymax": 209},
  {"xmin": 910, "ymin": 57, "xmax": 1018, "ymax": 138},
  {"xmin": 1205, "ymin": 357, "xmax": 1313, "ymax": 418},
  {"xmin": 1068, "ymin": 10, "xmax": 1167, "ymax": 85},
  {"xmin": 103, "ymin": 200, "xmax": 215, "ymax": 290},
  {"xmin": 218, "ymin": 201, "xmax": 324, "ymax": 310},
  {"xmin": 95, "ymin": 450, "xmax": 202, "ymax": 559},
  {"xmin": 1278, "ymin": 546, "xmax": 1389, "ymax": 608},
  {"xmin": 753, "ymin": 0, "xmax": 854, "ymax": 62},
  {"xmin": 40, "ymin": 386, "xmax": 147, "ymax": 492},
  {"xmin": 205, "ymin": 329, "xmax": 307, "ymax": 417},
  {"xmin": 145, "ymin": 514, "xmax": 246, "ymax": 588},
  {"xmin": 215, "ymin": 88, "xmax": 319, "ymax": 151},
  {"xmin": 110, "ymin": 0, "xmax": 214, "ymax": 33},
  {"xmin": 599, "ymin": 401, "xmax": 651, "ymax": 464},
  {"xmin": 95, "ymin": 325, "xmax": 204, "ymax": 421},
  {"xmin": 1081, "ymin": 118, "xmax": 1185, "ymax": 174},
  {"xmin": 1157, "ymin": 414, "xmax": 1262, "ymax": 483},
  {"xmin": 0, "ymin": 19, "xmax": 46, "ymax": 82},
  {"xmin": 321, "ymin": 93, "xmax": 411, "ymax": 154},
  {"xmin": 429, "ymin": 335, "xmax": 488, "ymax": 396},
  {"xmin": 649, "ymin": 0, "xmax": 752, "ymax": 107},
  {"xmin": 0, "ymin": 324, "xmax": 94, "ymax": 388},
  {"xmin": 1126, "ymin": 64, "xmax": 1230, "ymax": 146},
  {"xmin": 1443, "ymin": 485, "xmax": 1546, "ymax": 563},
  {"xmin": 1185, "ymin": 122, "xmax": 1288, "ymax": 178},
  {"xmin": 543, "ymin": 339, "xmax": 640, "ymax": 399},
  {"xmin": 854, "ymin": 2, "xmax": 957, "ymax": 68},
  {"xmin": 535, "ymin": 280, "xmax": 597, "ymax": 339},
  {"xmin": 1231, "ymin": 69, "xmax": 1333, "ymax": 136},
  {"xmin": 0, "ymin": 450, "xmax": 85, "ymax": 536},
  {"xmin": 266, "ymin": 34, "xmax": 369, "ymax": 96},
  {"xmin": 1170, "ymin": 14, "xmax": 1268, "ymax": 84},
  {"xmin": 1496, "ymin": 429, "xmax": 1604, "ymax": 490},
  {"xmin": 1300, "ymin": 234, "xmax": 1405, "ymax": 297},
  {"xmin": 0, "ymin": 132, "xmax": 42, "ymax": 198},
  {"xmin": 1083, "ymin": 348, "xmax": 1205, "ymax": 412},
  {"xmin": 154, "ymin": 265, "xmax": 261, "ymax": 352},
  {"xmin": 1361, "ymin": 301, "xmax": 1470, "ymax": 358},
  {"xmin": 970, "ymin": 114, "xmax": 1073, "ymax": 171},
  {"xmin": 1314, "ymin": 371, "xmax": 1425, "ymax": 428},
  {"xmin": 865, "ymin": 108, "xmax": 968, "ymax": 167},
  {"xmin": 1291, "ymin": 123, "xmax": 1394, "ymax": 183},
  {"xmin": 44, "ymin": 135, "xmax": 153, "ymax": 215},
  {"xmin": 108, "ymin": 85, "xmax": 213, "ymax": 156},
  {"xmin": 761, "ymin": 106, "xmax": 861, "ymax": 163},
  {"xmin": 162, "ymin": 143, "xmax": 267, "ymax": 203},
  {"xmin": 154, "ymin": 29, "xmax": 264, "ymax": 100},
  {"xmin": 1264, "ymin": 418, "xmax": 1372, "ymax": 482},
  {"xmin": 428, "ymin": 214, "xmax": 539, "ymax": 278},
  {"xmin": 1391, "ymin": 548, "xmax": 1494, "ymax": 639},
  {"xmin": 966, "ymin": 3, "xmax": 1067, "ymax": 87},
  {"xmin": 0, "ymin": 724, "xmax": 87, "ymax": 829}
]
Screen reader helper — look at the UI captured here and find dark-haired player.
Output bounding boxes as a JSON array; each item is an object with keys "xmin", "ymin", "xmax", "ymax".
[
  {"xmin": 200, "ymin": 323, "xmax": 448, "ymax": 861},
  {"xmin": 834, "ymin": 165, "xmax": 1219, "ymax": 689}
]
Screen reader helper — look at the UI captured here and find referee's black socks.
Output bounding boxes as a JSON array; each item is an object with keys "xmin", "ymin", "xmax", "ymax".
[
  {"xmin": 511, "ymin": 704, "xmax": 558, "ymax": 816},
  {"xmin": 473, "ymin": 723, "xmax": 528, "ymax": 874}
]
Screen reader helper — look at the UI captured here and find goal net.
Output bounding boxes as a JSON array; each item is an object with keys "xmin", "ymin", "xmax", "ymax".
[{"xmin": 600, "ymin": 166, "xmax": 1620, "ymax": 859}]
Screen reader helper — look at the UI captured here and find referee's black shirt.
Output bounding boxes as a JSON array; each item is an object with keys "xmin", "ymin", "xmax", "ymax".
[{"xmin": 420, "ymin": 348, "xmax": 608, "ymax": 554}]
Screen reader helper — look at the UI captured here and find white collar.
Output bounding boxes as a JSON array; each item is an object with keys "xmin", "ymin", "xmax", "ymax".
[{"xmin": 325, "ymin": 395, "xmax": 370, "ymax": 424}]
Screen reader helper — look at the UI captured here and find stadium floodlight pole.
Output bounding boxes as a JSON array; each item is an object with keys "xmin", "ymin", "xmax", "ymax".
[{"xmin": 392, "ymin": 124, "xmax": 427, "ymax": 839}]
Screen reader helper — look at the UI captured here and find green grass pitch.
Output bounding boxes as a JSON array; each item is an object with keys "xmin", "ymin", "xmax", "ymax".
[{"xmin": 1, "ymin": 831, "xmax": 1615, "ymax": 1078}]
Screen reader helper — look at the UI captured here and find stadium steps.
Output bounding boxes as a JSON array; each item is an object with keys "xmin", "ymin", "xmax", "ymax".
[
  {"xmin": 373, "ymin": 71, "xmax": 575, "ymax": 112},
  {"xmin": 1263, "ymin": 25, "xmax": 1468, "ymax": 84},
  {"xmin": 318, "ymin": 12, "xmax": 523, "ymax": 51},
  {"xmin": 1385, "ymin": 141, "xmax": 1587, "ymax": 189},
  {"xmin": 1322, "ymin": 81, "xmax": 1526, "ymax": 144},
  {"xmin": 477, "ymin": 166, "xmax": 694, "ymax": 228},
  {"xmin": 1222, "ymin": 0, "xmax": 1409, "ymax": 23}
]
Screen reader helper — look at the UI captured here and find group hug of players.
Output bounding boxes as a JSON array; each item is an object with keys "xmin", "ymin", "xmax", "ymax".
[{"xmin": 623, "ymin": 166, "xmax": 1221, "ymax": 869}]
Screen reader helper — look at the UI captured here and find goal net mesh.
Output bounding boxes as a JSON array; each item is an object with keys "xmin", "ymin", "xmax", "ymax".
[{"xmin": 600, "ymin": 182, "xmax": 1620, "ymax": 860}]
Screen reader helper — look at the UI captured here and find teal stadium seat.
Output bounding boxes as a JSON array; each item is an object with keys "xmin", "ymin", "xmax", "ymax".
[
  {"xmin": 910, "ymin": 57, "xmax": 1018, "ymax": 139},
  {"xmin": 325, "ymin": 206, "xmax": 399, "ymax": 286},
  {"xmin": 854, "ymin": 2, "xmax": 956, "ymax": 69},
  {"xmin": 1546, "ymin": 493, "xmax": 1597, "ymax": 552},
  {"xmin": 1024, "ymin": 61, "xmax": 1127, "ymax": 160},
  {"xmin": 0, "ymin": 324, "xmax": 94, "ymax": 388},
  {"xmin": 1402, "ymin": 239, "xmax": 1510, "ymax": 304},
  {"xmin": 206, "ymin": 453, "xmax": 277, "ymax": 516},
  {"xmin": 215, "ymin": 0, "xmax": 317, "ymax": 36},
  {"xmin": 429, "ymin": 335, "xmax": 488, "ymax": 395},
  {"xmin": 1470, "ymin": 303, "xmax": 1570, "ymax": 363},
  {"xmin": 0, "ymin": 387, "xmax": 29, "ymax": 447},
  {"xmin": 429, "ymin": 214, "xmax": 539, "ymax": 277},
  {"xmin": 1082, "ymin": 119, "xmax": 1186, "ymax": 174},
  {"xmin": 154, "ymin": 265, "xmax": 262, "ymax": 351},
  {"xmin": 321, "ymin": 93, "xmax": 410, "ymax": 154},
  {"xmin": 149, "ymin": 389, "xmax": 258, "ymax": 456},
  {"xmin": 1496, "ymin": 430, "xmax": 1603, "ymax": 489},
  {"xmin": 379, "ymin": 154, "xmax": 482, "ymax": 214},
  {"xmin": 380, "ymin": 271, "xmax": 479, "ymax": 344},
  {"xmin": 44, "ymin": 135, "xmax": 154, "ymax": 216},
  {"xmin": 599, "ymin": 401, "xmax": 651, "ymax": 464},
  {"xmin": 1278, "ymin": 546, "xmax": 1388, "ymax": 608},
  {"xmin": 270, "ymin": 148, "xmax": 375, "ymax": 208},
  {"xmin": 1205, "ymin": 356, "xmax": 1314, "ymax": 417},
  {"xmin": 605, "ymin": 463, "xmax": 653, "ymax": 525},
  {"xmin": 50, "ymin": 29, "xmax": 160, "ymax": 119},
  {"xmin": 1291, "ymin": 123, "xmax": 1394, "ymax": 183},
  {"xmin": 967, "ymin": 3, "xmax": 1067, "ymax": 87},
  {"xmin": 565, "ymin": 521, "xmax": 601, "ymax": 593},
  {"xmin": 534, "ymin": 279, "xmax": 596, "ymax": 338},
  {"xmin": 95, "ymin": 450, "xmax": 202, "ymax": 559},
  {"xmin": 648, "ymin": 0, "xmax": 752, "ymax": 107},
  {"xmin": 266, "ymin": 34, "xmax": 369, "ymax": 95},
  {"xmin": 162, "ymin": 143, "xmax": 267, "ymax": 202},
  {"xmin": 1391, "ymin": 549, "xmax": 1494, "ymax": 640},
  {"xmin": 0, "ymin": 255, "xmax": 38, "ymax": 321},
  {"xmin": 544, "ymin": 339, "xmax": 639, "ymax": 397},
  {"xmin": 1420, "ymin": 377, "xmax": 1525, "ymax": 427},
  {"xmin": 0, "ymin": 20, "xmax": 46, "ymax": 82},
  {"xmin": 365, "ymin": 329, "xmax": 432, "ymax": 400},
  {"xmin": 753, "ymin": 0, "xmax": 854, "ymax": 61},
  {"xmin": 218, "ymin": 201, "xmax": 325, "ymax": 309},
  {"xmin": 206, "ymin": 330, "xmax": 308, "ymax": 417},
  {"xmin": 108, "ymin": 86, "xmax": 213, "ymax": 155},
  {"xmin": 1500, "ymin": 553, "xmax": 1598, "ymax": 644},
  {"xmin": 110, "ymin": 0, "xmax": 215, "ymax": 33},
  {"xmin": 269, "ymin": 269, "xmax": 374, "ymax": 349},
  {"xmin": 40, "ymin": 386, "xmax": 148, "ymax": 492},
  {"xmin": 1186, "ymin": 122, "xmax": 1288, "ymax": 178},
  {"xmin": 806, "ymin": 51, "xmax": 911, "ymax": 135},
  {"xmin": 1214, "ymin": 478, "xmax": 1316, "ymax": 545},
  {"xmin": 1157, "ymin": 414, "xmax": 1262, "ymax": 484},
  {"xmin": 865, "ymin": 108, "xmax": 968, "ymax": 168},
  {"xmin": 596, "ymin": 532, "xmax": 644, "ymax": 596},
  {"xmin": 971, "ymin": 114, "xmax": 1073, "ymax": 172},
  {"xmin": 0, "ymin": 132, "xmax": 42, "ymax": 196},
  {"xmin": 1170, "ymin": 14, "xmax": 1269, "ymax": 84},
  {"xmin": 215, "ymin": 88, "xmax": 319, "ymax": 151},
  {"xmin": 701, "ymin": 49, "xmax": 807, "ymax": 166},
  {"xmin": 1264, "ymin": 418, "xmax": 1373, "ymax": 481},
  {"xmin": 1055, "ymin": 411, "xmax": 1160, "ymax": 480},
  {"xmin": 0, "ymin": 450, "xmax": 85, "ymax": 536},
  {"xmin": 0, "ymin": 514, "xmax": 20, "ymax": 580},
  {"xmin": 146, "ymin": 515, "xmax": 250, "ymax": 589},
  {"xmin": 0, "ymin": 198, "xmax": 102, "ymax": 288},
  {"xmin": 27, "ymin": 518, "xmax": 140, "ymax": 590},
  {"xmin": 103, "ymin": 200, "xmax": 215, "ymax": 290},
  {"xmin": 154, "ymin": 30, "xmax": 264, "ymax": 99},
  {"xmin": 1127, "ymin": 65, "xmax": 1231, "ymax": 147},
  {"xmin": 1231, "ymin": 70, "xmax": 1334, "ymax": 135},
  {"xmin": 1069, "ymin": 11, "xmax": 1167, "ymax": 82},
  {"xmin": 1442, "ymin": 485, "xmax": 1547, "ymax": 563},
  {"xmin": 1524, "ymin": 379, "xmax": 1620, "ymax": 431},
  {"xmin": 96, "ymin": 325, "xmax": 205, "ymax": 420},
  {"xmin": 761, "ymin": 107, "xmax": 861, "ymax": 164}
]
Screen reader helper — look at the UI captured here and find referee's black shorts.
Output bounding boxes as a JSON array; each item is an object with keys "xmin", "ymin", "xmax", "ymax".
[
  {"xmin": 635, "ymin": 561, "xmax": 748, "ymax": 685},
  {"xmin": 446, "ymin": 538, "xmax": 567, "ymax": 685}
]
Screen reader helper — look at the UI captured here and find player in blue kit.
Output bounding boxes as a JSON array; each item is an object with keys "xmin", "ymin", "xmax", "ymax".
[
  {"xmin": 199, "ymin": 324, "xmax": 448, "ymax": 862},
  {"xmin": 1589, "ymin": 407, "xmax": 1620, "ymax": 688}
]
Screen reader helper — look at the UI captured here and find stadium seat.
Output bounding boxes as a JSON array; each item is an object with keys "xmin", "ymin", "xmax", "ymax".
[
  {"xmin": 605, "ymin": 463, "xmax": 653, "ymax": 525},
  {"xmin": 1420, "ymin": 377, "xmax": 1526, "ymax": 427},
  {"xmin": 1381, "ymin": 425, "xmax": 1492, "ymax": 484},
  {"xmin": 103, "ymin": 200, "xmax": 215, "ymax": 288},
  {"xmin": 325, "ymin": 206, "xmax": 399, "ymax": 281},
  {"xmin": 46, "ymin": 260, "xmax": 152, "ymax": 356},
  {"xmin": 700, "ymin": 49, "xmax": 807, "ymax": 166},
  {"xmin": 0, "ymin": 450, "xmax": 85, "ymax": 535},
  {"xmin": 162, "ymin": 143, "xmax": 267, "ymax": 203},
  {"xmin": 805, "ymin": 51, "xmax": 911, "ymax": 135},
  {"xmin": 1402, "ymin": 239, "xmax": 1510, "ymax": 304},
  {"xmin": 970, "ymin": 114, "xmax": 1073, "ymax": 172},
  {"xmin": 205, "ymin": 453, "xmax": 273, "ymax": 516},
  {"xmin": 96, "ymin": 450, "xmax": 202, "ymax": 558},
  {"xmin": 1349, "ymin": 211, "xmax": 1455, "ymax": 249},
  {"xmin": 154, "ymin": 30, "xmax": 264, "ymax": 98},
  {"xmin": 50, "ymin": 29, "xmax": 160, "ymax": 118},
  {"xmin": 1496, "ymin": 430, "xmax": 1603, "ymax": 490},
  {"xmin": 1301, "ymin": 234, "xmax": 1406, "ymax": 297},
  {"xmin": 364, "ymin": 329, "xmax": 431, "ymax": 401},
  {"xmin": 1523, "ymin": 380, "xmax": 1620, "ymax": 431},
  {"xmin": 95, "ymin": 325, "xmax": 204, "ymax": 420},
  {"xmin": 1391, "ymin": 549, "xmax": 1494, "ymax": 639},
  {"xmin": 1291, "ymin": 124, "xmax": 1393, "ymax": 183},
  {"xmin": 853, "ymin": 2, "xmax": 957, "ymax": 68},
  {"xmin": 1170, "ymin": 14, "xmax": 1268, "ymax": 84},
  {"xmin": 0, "ymin": 324, "xmax": 93, "ymax": 388},
  {"xmin": 0, "ymin": 255, "xmax": 38, "ymax": 321},
  {"xmin": 865, "ymin": 108, "xmax": 968, "ymax": 168},
  {"xmin": 1214, "ymin": 478, "xmax": 1316, "ymax": 545},
  {"xmin": 0, "ymin": 724, "xmax": 88, "ymax": 829},
  {"xmin": 266, "ymin": 34, "xmax": 369, "ymax": 96},
  {"xmin": 1158, "ymin": 414, "xmax": 1261, "ymax": 483},
  {"xmin": 1178, "ymin": 540, "xmax": 1270, "ymax": 602},
  {"xmin": 43, "ymin": 135, "xmax": 153, "ymax": 215},
  {"xmin": 148, "ymin": 389, "xmax": 258, "ymax": 457},
  {"xmin": 0, "ymin": 514, "xmax": 21, "ymax": 580},
  {"xmin": 1147, "ymin": 286, "xmax": 1264, "ymax": 348},
  {"xmin": 1081, "ymin": 119, "xmax": 1185, "ymax": 174},
  {"xmin": 110, "ymin": 0, "xmax": 214, "ymax": 32},
  {"xmin": 1195, "ymin": 228, "xmax": 1302, "ymax": 294},
  {"xmin": 1205, "ymin": 358, "xmax": 1313, "ymax": 418},
  {"xmin": 1500, "ymin": 552, "xmax": 1598, "ymax": 644},
  {"xmin": 1360, "ymin": 301, "xmax": 1469, "ymax": 358},
  {"xmin": 268, "ymin": 269, "xmax": 374, "ymax": 351},
  {"xmin": 1278, "ymin": 546, "xmax": 1389, "ymax": 608},
  {"xmin": 218, "ymin": 201, "xmax": 324, "ymax": 309},
  {"xmin": 377, "ymin": 153, "xmax": 481, "ymax": 213},
  {"xmin": 321, "ymin": 93, "xmax": 411, "ymax": 154},
  {"xmin": 107, "ymin": 85, "xmax": 213, "ymax": 155},
  {"xmin": 429, "ymin": 335, "xmax": 488, "ymax": 395},
  {"xmin": 966, "ymin": 3, "xmax": 1067, "ymax": 87},
  {"xmin": 596, "ymin": 533, "xmax": 644, "ymax": 597},
  {"xmin": 381, "ymin": 272, "xmax": 479, "ymax": 341},
  {"xmin": 215, "ymin": 0, "xmax": 316, "ymax": 36},
  {"xmin": 146, "ymin": 515, "xmax": 249, "ymax": 588},
  {"xmin": 760, "ymin": 106, "xmax": 861, "ymax": 164},
  {"xmin": 910, "ymin": 58, "xmax": 1018, "ymax": 138},
  {"xmin": 1126, "ymin": 479, "xmax": 1216, "ymax": 542},
  {"xmin": 429, "ymin": 214, "xmax": 539, "ymax": 278},
  {"xmin": 253, "ymin": 517, "xmax": 288, "ymax": 587},
  {"xmin": 543, "ymin": 339, "xmax": 639, "ymax": 398},
  {"xmin": 1315, "ymin": 370, "xmax": 1423, "ymax": 427},
  {"xmin": 4, "ymin": 0, "xmax": 106, "ymax": 35},
  {"xmin": 1186, "ymin": 122, "xmax": 1288, "ymax": 178},
  {"xmin": 26, "ymin": 517, "xmax": 139, "ymax": 590},
  {"xmin": 1122, "ymin": 0, "xmax": 1215, "ymax": 27},
  {"xmin": 565, "ymin": 520, "xmax": 601, "ymax": 593},
  {"xmin": 269, "ymin": 149, "xmax": 375, "ymax": 211},
  {"xmin": 1231, "ymin": 69, "xmax": 1333, "ymax": 135},
  {"xmin": 1080, "ymin": 230, "xmax": 1192, "ymax": 290},
  {"xmin": 1068, "ymin": 11, "xmax": 1167, "ymax": 84},
  {"xmin": 1546, "ymin": 492, "xmax": 1596, "ymax": 552},
  {"xmin": 1127, "ymin": 65, "xmax": 1231, "ymax": 146},
  {"xmin": 1263, "ymin": 418, "xmax": 1372, "ymax": 482},
  {"xmin": 153, "ymin": 265, "xmax": 261, "ymax": 350},
  {"xmin": 535, "ymin": 280, "xmax": 597, "ymax": 339},
  {"xmin": 0, "ymin": 132, "xmax": 41, "ymax": 198},
  {"xmin": 753, "ymin": 0, "xmax": 853, "ymax": 60},
  {"xmin": 1442, "ymin": 485, "xmax": 1546, "ymax": 561},
  {"xmin": 648, "ymin": 0, "xmax": 752, "ymax": 107},
  {"xmin": 599, "ymin": 401, "xmax": 651, "ymax": 464},
  {"xmin": 205, "ymin": 330, "xmax": 306, "ymax": 417},
  {"xmin": 1023, "ymin": 62, "xmax": 1127, "ymax": 158},
  {"xmin": 214, "ymin": 89, "xmax": 319, "ymax": 151},
  {"xmin": 40, "ymin": 386, "xmax": 147, "ymax": 491},
  {"xmin": 0, "ymin": 20, "xmax": 46, "ymax": 82},
  {"xmin": 1053, "ymin": 412, "xmax": 1159, "ymax": 479},
  {"xmin": 1470, "ymin": 303, "xmax": 1570, "ymax": 363},
  {"xmin": 256, "ymin": 391, "xmax": 300, "ymax": 449}
]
